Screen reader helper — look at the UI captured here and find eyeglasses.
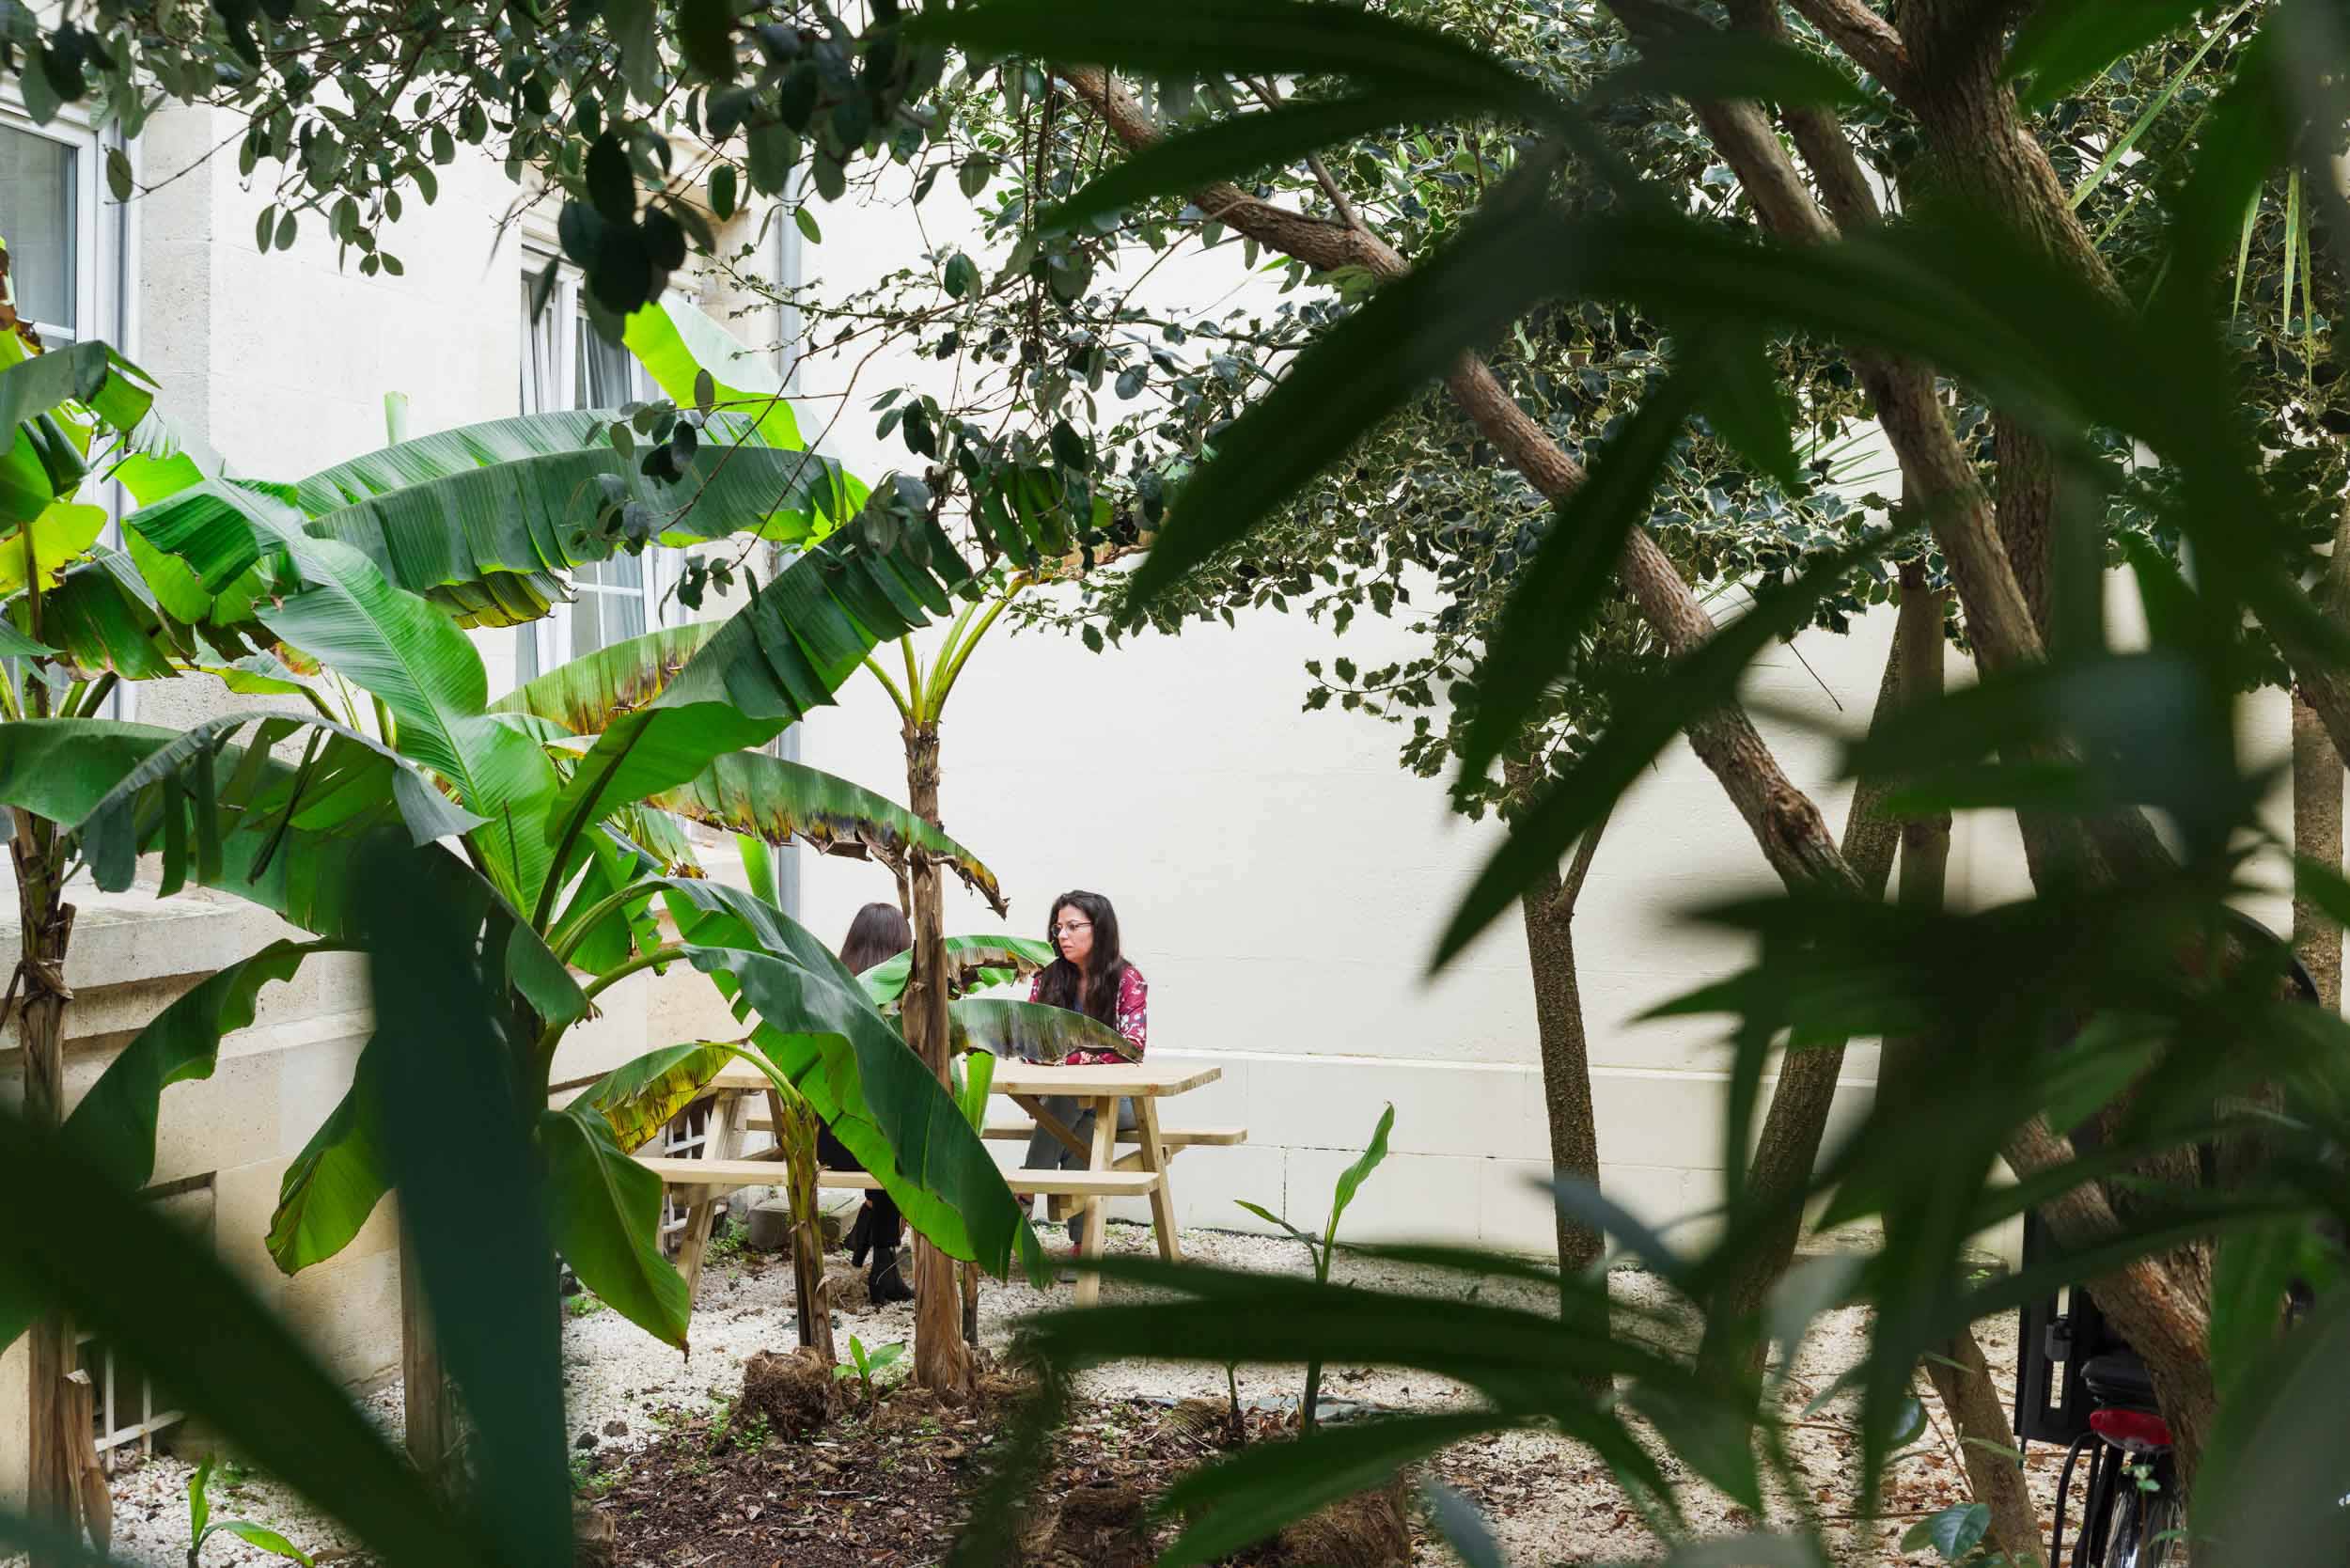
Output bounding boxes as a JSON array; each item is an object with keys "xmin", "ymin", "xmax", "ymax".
[{"xmin": 1052, "ymin": 921, "xmax": 1092, "ymax": 937}]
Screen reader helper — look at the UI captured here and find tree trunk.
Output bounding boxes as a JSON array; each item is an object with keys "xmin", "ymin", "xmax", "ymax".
[
  {"xmin": 399, "ymin": 1220, "xmax": 461, "ymax": 1485},
  {"xmin": 1696, "ymin": 576, "xmax": 1933, "ymax": 1377},
  {"xmin": 770, "ymin": 1090, "xmax": 837, "ymax": 1365},
  {"xmin": 1921, "ymin": 1325, "xmax": 2045, "ymax": 1567},
  {"xmin": 901, "ymin": 720, "xmax": 974, "ymax": 1401},
  {"xmin": 2293, "ymin": 692, "xmax": 2343, "ymax": 1012},
  {"xmin": 1058, "ymin": 66, "xmax": 1869, "ymax": 910},
  {"xmin": 1509, "ymin": 794, "xmax": 1606, "ymax": 1282},
  {"xmin": 2297, "ymin": 491, "xmax": 2350, "ymax": 1013},
  {"xmin": 13, "ymin": 805, "xmax": 86, "ymax": 1566},
  {"xmin": 1504, "ymin": 762, "xmax": 1609, "ymax": 1381},
  {"xmin": 1870, "ymin": 573, "xmax": 2045, "ymax": 1566}
]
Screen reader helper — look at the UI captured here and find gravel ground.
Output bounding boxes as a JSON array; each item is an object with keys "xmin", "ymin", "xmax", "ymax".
[{"xmin": 59, "ymin": 1222, "xmax": 2093, "ymax": 1567}]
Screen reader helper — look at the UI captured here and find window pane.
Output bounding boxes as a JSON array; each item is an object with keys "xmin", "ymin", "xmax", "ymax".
[
  {"xmin": 520, "ymin": 275, "xmax": 563, "ymax": 416},
  {"xmin": 571, "ymin": 592, "xmax": 603, "ymax": 663},
  {"xmin": 0, "ymin": 127, "xmax": 77, "ymax": 334},
  {"xmin": 602, "ymin": 550, "xmax": 644, "ymax": 590},
  {"xmin": 603, "ymin": 584, "xmax": 646, "ymax": 647},
  {"xmin": 574, "ymin": 318, "xmax": 633, "ymax": 407}
]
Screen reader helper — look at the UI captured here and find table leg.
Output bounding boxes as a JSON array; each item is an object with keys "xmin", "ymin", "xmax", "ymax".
[
  {"xmin": 1010, "ymin": 1093, "xmax": 1090, "ymax": 1162},
  {"xmin": 1135, "ymin": 1097, "xmax": 1182, "ymax": 1262},
  {"xmin": 1074, "ymin": 1094, "xmax": 1118, "ymax": 1307},
  {"xmin": 679, "ymin": 1090, "xmax": 747, "ymax": 1302}
]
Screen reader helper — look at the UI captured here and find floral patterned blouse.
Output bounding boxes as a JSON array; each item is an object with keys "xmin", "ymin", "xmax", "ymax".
[{"xmin": 1027, "ymin": 964, "xmax": 1147, "ymax": 1065}]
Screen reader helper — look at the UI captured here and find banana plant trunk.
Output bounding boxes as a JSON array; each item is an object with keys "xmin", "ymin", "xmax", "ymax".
[
  {"xmin": 901, "ymin": 720, "xmax": 974, "ymax": 1399},
  {"xmin": 767, "ymin": 1090, "xmax": 836, "ymax": 1364},
  {"xmin": 11, "ymin": 805, "xmax": 88, "ymax": 1564}
]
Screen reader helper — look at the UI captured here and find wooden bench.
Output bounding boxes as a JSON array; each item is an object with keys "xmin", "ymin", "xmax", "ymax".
[{"xmin": 633, "ymin": 1155, "xmax": 1163, "ymax": 1202}]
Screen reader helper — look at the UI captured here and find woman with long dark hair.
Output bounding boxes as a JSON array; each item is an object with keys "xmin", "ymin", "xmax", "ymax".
[
  {"xmin": 1023, "ymin": 890, "xmax": 1148, "ymax": 1253},
  {"xmin": 822, "ymin": 901, "xmax": 916, "ymax": 1305}
]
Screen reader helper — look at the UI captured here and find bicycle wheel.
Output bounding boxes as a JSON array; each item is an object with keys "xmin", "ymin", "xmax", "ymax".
[{"xmin": 2104, "ymin": 1483, "xmax": 2183, "ymax": 1568}]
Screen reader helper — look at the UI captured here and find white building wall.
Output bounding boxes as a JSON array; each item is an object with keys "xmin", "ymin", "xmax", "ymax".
[
  {"xmin": 1, "ymin": 81, "xmax": 2330, "ymax": 1507},
  {"xmin": 785, "ymin": 169, "xmax": 2320, "ymax": 1260}
]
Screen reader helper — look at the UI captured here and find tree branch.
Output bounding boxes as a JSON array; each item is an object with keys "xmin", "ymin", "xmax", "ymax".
[
  {"xmin": 1784, "ymin": 0, "xmax": 1916, "ymax": 94},
  {"xmin": 1059, "ymin": 63, "xmax": 1867, "ymax": 898}
]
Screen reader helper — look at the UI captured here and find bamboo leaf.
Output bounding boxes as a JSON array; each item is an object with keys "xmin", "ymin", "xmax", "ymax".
[
  {"xmin": 1153, "ymin": 1414, "xmax": 1497, "ymax": 1567},
  {"xmin": 0, "ymin": 1103, "xmax": 499, "ymax": 1567},
  {"xmin": 1041, "ymin": 93, "xmax": 1476, "ymax": 233},
  {"xmin": 360, "ymin": 839, "xmax": 572, "ymax": 1567},
  {"xmin": 2006, "ymin": 1, "xmax": 2206, "ymax": 109}
]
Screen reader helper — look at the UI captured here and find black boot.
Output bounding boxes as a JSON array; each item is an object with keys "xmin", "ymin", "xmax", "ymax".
[
  {"xmin": 847, "ymin": 1200, "xmax": 876, "ymax": 1266},
  {"xmin": 868, "ymin": 1243, "xmax": 915, "ymax": 1306}
]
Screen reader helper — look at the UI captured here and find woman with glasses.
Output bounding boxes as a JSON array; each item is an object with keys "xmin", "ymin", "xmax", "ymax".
[{"xmin": 1023, "ymin": 890, "xmax": 1148, "ymax": 1257}]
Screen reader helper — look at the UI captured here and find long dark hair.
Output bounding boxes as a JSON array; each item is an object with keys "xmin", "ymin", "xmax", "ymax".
[
  {"xmin": 1035, "ymin": 889, "xmax": 1133, "ymax": 1029},
  {"xmin": 839, "ymin": 902, "xmax": 913, "ymax": 976}
]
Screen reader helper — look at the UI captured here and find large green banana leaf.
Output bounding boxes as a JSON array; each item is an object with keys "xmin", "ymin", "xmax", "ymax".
[
  {"xmin": 0, "ymin": 715, "xmax": 583, "ymax": 1027},
  {"xmin": 544, "ymin": 518, "xmax": 974, "ymax": 859},
  {"xmin": 540, "ymin": 1100, "xmax": 691, "ymax": 1349},
  {"xmin": 253, "ymin": 537, "xmax": 561, "ymax": 906},
  {"xmin": 625, "ymin": 302, "xmax": 800, "ymax": 456},
  {"xmin": 861, "ymin": 934, "xmax": 1056, "ymax": 1011},
  {"xmin": 499, "ymin": 625, "xmax": 1002, "ymax": 910},
  {"xmin": 489, "ymin": 621, "xmax": 721, "ymax": 732},
  {"xmin": 269, "ymin": 1033, "xmax": 696, "ymax": 1349},
  {"xmin": 0, "ymin": 939, "xmax": 337, "ymax": 1352},
  {"xmin": 2, "ymin": 546, "xmax": 207, "ymax": 679},
  {"xmin": 0, "ymin": 713, "xmax": 477, "ymax": 873},
  {"xmin": 623, "ymin": 299, "xmax": 869, "ymax": 525},
  {"xmin": 0, "ymin": 339, "xmax": 155, "ymax": 525},
  {"xmin": 948, "ymin": 997, "xmax": 1142, "ymax": 1064},
  {"xmin": 268, "ymin": 1037, "xmax": 393, "ymax": 1275},
  {"xmin": 651, "ymin": 876, "xmax": 1034, "ymax": 1276},
  {"xmin": 572, "ymin": 1042, "xmax": 744, "ymax": 1152},
  {"xmin": 0, "ymin": 338, "xmax": 155, "ymax": 440},
  {"xmin": 646, "ymin": 748, "xmax": 1007, "ymax": 914},
  {"xmin": 126, "ymin": 410, "xmax": 849, "ymax": 631}
]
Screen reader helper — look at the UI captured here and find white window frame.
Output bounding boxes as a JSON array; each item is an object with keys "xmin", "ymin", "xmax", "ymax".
[
  {"xmin": 516, "ymin": 246, "xmax": 674, "ymax": 682},
  {"xmin": 4, "ymin": 92, "xmax": 134, "ymax": 722},
  {"xmin": 0, "ymin": 100, "xmax": 102, "ymax": 347}
]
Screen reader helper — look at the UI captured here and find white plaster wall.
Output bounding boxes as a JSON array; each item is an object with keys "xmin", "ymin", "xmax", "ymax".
[{"xmin": 782, "ymin": 167, "xmax": 2324, "ymax": 1262}]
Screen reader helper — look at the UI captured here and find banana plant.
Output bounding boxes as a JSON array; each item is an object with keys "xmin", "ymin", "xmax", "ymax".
[{"xmin": 0, "ymin": 416, "xmax": 1042, "ymax": 1370}]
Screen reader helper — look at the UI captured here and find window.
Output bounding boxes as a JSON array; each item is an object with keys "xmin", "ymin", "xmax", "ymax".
[
  {"xmin": 3, "ymin": 101, "xmax": 127, "ymax": 720},
  {"xmin": 0, "ymin": 119, "xmax": 89, "ymax": 343},
  {"xmin": 515, "ymin": 259, "xmax": 666, "ymax": 683}
]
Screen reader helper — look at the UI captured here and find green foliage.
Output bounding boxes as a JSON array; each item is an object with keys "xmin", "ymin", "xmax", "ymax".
[
  {"xmin": 833, "ymin": 1333, "xmax": 908, "ymax": 1402},
  {"xmin": 1234, "ymin": 1104, "xmax": 1393, "ymax": 1434},
  {"xmin": 186, "ymin": 1455, "xmax": 316, "ymax": 1568}
]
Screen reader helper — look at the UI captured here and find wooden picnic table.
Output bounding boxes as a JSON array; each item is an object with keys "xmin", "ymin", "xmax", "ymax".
[
  {"xmin": 653, "ymin": 1058, "xmax": 1241, "ymax": 1307},
  {"xmin": 985, "ymin": 1059, "xmax": 1225, "ymax": 1306}
]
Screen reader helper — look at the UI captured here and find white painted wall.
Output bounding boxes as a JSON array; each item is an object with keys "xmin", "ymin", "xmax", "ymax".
[{"xmin": 783, "ymin": 168, "xmax": 2322, "ymax": 1261}]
